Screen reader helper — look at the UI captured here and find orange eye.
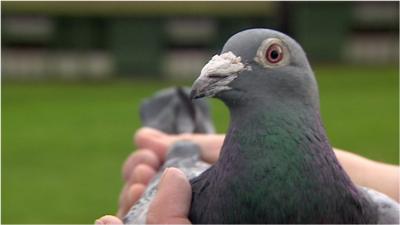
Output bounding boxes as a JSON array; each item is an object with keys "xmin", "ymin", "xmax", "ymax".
[{"xmin": 265, "ymin": 44, "xmax": 283, "ymax": 63}]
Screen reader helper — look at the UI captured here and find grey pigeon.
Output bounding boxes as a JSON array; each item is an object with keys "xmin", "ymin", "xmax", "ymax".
[
  {"xmin": 188, "ymin": 28, "xmax": 399, "ymax": 224},
  {"xmin": 123, "ymin": 87, "xmax": 213, "ymax": 224}
]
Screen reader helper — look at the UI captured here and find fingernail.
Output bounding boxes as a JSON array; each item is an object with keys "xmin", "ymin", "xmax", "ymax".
[
  {"xmin": 127, "ymin": 186, "xmax": 133, "ymax": 201},
  {"xmin": 158, "ymin": 168, "xmax": 170, "ymax": 186},
  {"xmin": 159, "ymin": 167, "xmax": 187, "ymax": 187},
  {"xmin": 94, "ymin": 219, "xmax": 104, "ymax": 225}
]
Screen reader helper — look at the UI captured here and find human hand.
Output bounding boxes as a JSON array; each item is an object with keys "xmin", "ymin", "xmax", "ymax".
[
  {"xmin": 96, "ymin": 127, "xmax": 223, "ymax": 224},
  {"xmin": 118, "ymin": 127, "xmax": 222, "ymax": 217}
]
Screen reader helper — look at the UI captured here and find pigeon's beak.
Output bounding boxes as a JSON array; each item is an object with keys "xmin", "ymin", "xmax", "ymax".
[
  {"xmin": 190, "ymin": 73, "xmax": 235, "ymax": 99},
  {"xmin": 190, "ymin": 52, "xmax": 248, "ymax": 99},
  {"xmin": 190, "ymin": 76, "xmax": 212, "ymax": 99}
]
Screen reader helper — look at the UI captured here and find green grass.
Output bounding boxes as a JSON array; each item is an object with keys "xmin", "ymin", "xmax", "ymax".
[{"xmin": 2, "ymin": 65, "xmax": 398, "ymax": 223}]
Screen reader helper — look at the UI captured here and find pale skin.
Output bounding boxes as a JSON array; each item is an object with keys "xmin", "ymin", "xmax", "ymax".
[{"xmin": 95, "ymin": 127, "xmax": 399, "ymax": 224}]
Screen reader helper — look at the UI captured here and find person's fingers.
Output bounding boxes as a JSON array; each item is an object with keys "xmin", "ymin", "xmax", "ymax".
[
  {"xmin": 128, "ymin": 164, "xmax": 156, "ymax": 185},
  {"xmin": 134, "ymin": 127, "xmax": 177, "ymax": 162},
  {"xmin": 147, "ymin": 168, "xmax": 192, "ymax": 224},
  {"xmin": 179, "ymin": 134, "xmax": 224, "ymax": 164},
  {"xmin": 117, "ymin": 183, "xmax": 146, "ymax": 218},
  {"xmin": 95, "ymin": 215, "xmax": 123, "ymax": 224},
  {"xmin": 122, "ymin": 149, "xmax": 160, "ymax": 181},
  {"xmin": 134, "ymin": 127, "xmax": 224, "ymax": 164},
  {"xmin": 118, "ymin": 164, "xmax": 156, "ymax": 217}
]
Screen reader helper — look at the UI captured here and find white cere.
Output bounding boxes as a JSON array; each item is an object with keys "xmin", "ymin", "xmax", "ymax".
[{"xmin": 199, "ymin": 51, "xmax": 249, "ymax": 78}]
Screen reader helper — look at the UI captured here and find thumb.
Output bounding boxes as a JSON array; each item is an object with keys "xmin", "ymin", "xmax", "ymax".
[{"xmin": 147, "ymin": 168, "xmax": 192, "ymax": 224}]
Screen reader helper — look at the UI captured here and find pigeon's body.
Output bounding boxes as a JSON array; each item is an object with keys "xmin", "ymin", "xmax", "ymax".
[{"xmin": 188, "ymin": 28, "xmax": 399, "ymax": 224}]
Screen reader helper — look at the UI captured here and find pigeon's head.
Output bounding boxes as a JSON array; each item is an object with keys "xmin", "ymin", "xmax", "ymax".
[{"xmin": 191, "ymin": 28, "xmax": 319, "ymax": 109}]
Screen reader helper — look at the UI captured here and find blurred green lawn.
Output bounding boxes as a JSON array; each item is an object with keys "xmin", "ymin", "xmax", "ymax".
[{"xmin": 2, "ymin": 65, "xmax": 398, "ymax": 223}]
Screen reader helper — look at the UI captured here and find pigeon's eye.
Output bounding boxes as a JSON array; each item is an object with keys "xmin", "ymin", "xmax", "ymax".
[
  {"xmin": 255, "ymin": 38, "xmax": 289, "ymax": 68},
  {"xmin": 265, "ymin": 44, "xmax": 283, "ymax": 63}
]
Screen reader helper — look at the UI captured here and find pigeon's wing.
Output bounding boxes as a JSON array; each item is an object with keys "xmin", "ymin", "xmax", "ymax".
[
  {"xmin": 140, "ymin": 87, "xmax": 214, "ymax": 134},
  {"xmin": 124, "ymin": 87, "xmax": 214, "ymax": 224},
  {"xmin": 358, "ymin": 186, "xmax": 400, "ymax": 224},
  {"xmin": 124, "ymin": 141, "xmax": 210, "ymax": 224}
]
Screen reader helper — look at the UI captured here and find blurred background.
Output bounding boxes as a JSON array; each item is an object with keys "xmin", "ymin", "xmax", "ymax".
[{"xmin": 2, "ymin": 1, "xmax": 399, "ymax": 223}]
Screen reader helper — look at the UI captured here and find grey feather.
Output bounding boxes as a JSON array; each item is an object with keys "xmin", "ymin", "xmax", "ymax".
[
  {"xmin": 140, "ymin": 87, "xmax": 215, "ymax": 134},
  {"xmin": 359, "ymin": 186, "xmax": 400, "ymax": 224}
]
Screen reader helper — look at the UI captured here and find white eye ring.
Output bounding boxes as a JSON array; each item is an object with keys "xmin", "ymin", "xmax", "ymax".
[{"xmin": 254, "ymin": 38, "xmax": 289, "ymax": 68}]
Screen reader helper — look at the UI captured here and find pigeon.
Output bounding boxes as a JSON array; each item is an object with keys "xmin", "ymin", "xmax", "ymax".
[
  {"xmin": 188, "ymin": 28, "xmax": 399, "ymax": 224},
  {"xmin": 123, "ymin": 87, "xmax": 213, "ymax": 224}
]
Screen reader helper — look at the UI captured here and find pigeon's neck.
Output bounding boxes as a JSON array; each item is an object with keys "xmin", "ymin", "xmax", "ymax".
[
  {"xmin": 222, "ymin": 100, "xmax": 350, "ymax": 183},
  {"xmin": 226, "ymin": 99, "xmax": 325, "ymax": 149}
]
